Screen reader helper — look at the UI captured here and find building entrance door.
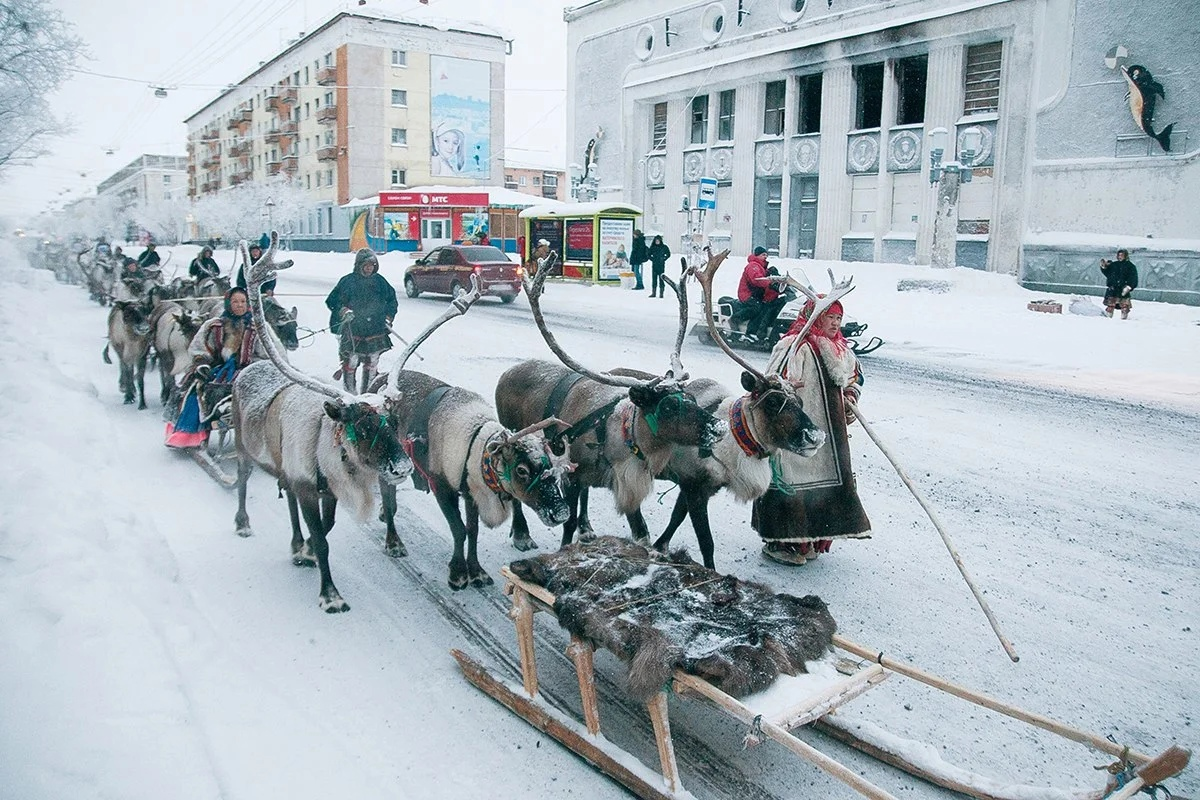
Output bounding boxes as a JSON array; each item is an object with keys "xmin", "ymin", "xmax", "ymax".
[
  {"xmin": 753, "ymin": 177, "xmax": 782, "ymax": 256},
  {"xmin": 789, "ymin": 176, "xmax": 819, "ymax": 258},
  {"xmin": 421, "ymin": 216, "xmax": 452, "ymax": 250}
]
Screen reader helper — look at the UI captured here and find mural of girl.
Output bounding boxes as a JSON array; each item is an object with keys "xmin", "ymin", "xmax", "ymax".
[{"xmin": 432, "ymin": 123, "xmax": 466, "ymax": 175}]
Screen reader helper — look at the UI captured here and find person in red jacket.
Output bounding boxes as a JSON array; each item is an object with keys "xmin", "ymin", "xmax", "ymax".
[{"xmin": 736, "ymin": 247, "xmax": 787, "ymax": 341}]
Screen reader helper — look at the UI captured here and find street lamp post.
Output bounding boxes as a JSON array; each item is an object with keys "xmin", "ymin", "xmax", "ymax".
[
  {"xmin": 927, "ymin": 126, "xmax": 982, "ymax": 269},
  {"xmin": 264, "ymin": 196, "xmax": 276, "ymax": 235}
]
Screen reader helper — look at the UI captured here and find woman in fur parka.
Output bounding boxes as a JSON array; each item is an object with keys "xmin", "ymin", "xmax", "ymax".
[{"xmin": 753, "ymin": 296, "xmax": 871, "ymax": 565}]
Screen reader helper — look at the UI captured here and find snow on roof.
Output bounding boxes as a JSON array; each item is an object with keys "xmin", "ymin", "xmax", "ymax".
[
  {"xmin": 340, "ymin": 186, "xmax": 566, "ymax": 210},
  {"xmin": 518, "ymin": 202, "xmax": 642, "ymax": 218}
]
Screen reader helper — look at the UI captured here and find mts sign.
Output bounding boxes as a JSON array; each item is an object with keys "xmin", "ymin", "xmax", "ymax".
[{"xmin": 378, "ymin": 191, "xmax": 490, "ymax": 207}]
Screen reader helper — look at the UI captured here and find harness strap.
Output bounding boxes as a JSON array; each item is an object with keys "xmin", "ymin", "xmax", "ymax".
[
  {"xmin": 544, "ymin": 372, "xmax": 584, "ymax": 420},
  {"xmin": 404, "ymin": 385, "xmax": 453, "ymax": 492},
  {"xmin": 554, "ymin": 394, "xmax": 622, "ymax": 450},
  {"xmin": 730, "ymin": 396, "xmax": 769, "ymax": 459},
  {"xmin": 621, "ymin": 403, "xmax": 646, "ymax": 462}
]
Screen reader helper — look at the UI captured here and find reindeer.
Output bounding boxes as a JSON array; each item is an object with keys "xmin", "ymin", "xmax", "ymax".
[
  {"xmin": 368, "ymin": 286, "xmax": 574, "ymax": 590},
  {"xmin": 150, "ymin": 301, "xmax": 206, "ymax": 405},
  {"xmin": 103, "ymin": 287, "xmax": 161, "ymax": 408},
  {"xmin": 230, "ymin": 233, "xmax": 414, "ymax": 613},
  {"xmin": 611, "ymin": 250, "xmax": 837, "ymax": 569},
  {"xmin": 494, "ymin": 256, "xmax": 726, "ymax": 551}
]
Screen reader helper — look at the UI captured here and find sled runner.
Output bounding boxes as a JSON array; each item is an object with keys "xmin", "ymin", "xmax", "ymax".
[{"xmin": 454, "ymin": 542, "xmax": 1190, "ymax": 800}]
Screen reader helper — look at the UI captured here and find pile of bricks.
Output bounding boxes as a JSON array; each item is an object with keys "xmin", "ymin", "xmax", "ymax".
[{"xmin": 1027, "ymin": 300, "xmax": 1063, "ymax": 314}]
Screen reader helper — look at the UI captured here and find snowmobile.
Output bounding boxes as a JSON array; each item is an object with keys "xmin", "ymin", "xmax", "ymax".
[{"xmin": 690, "ymin": 276, "xmax": 884, "ymax": 355}]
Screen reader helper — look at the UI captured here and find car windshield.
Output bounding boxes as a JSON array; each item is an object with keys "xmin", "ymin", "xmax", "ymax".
[{"xmin": 460, "ymin": 246, "xmax": 507, "ymax": 262}]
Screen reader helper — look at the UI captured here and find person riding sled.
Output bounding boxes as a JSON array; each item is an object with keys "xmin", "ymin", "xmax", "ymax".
[
  {"xmin": 235, "ymin": 242, "xmax": 275, "ymax": 296},
  {"xmin": 753, "ymin": 294, "xmax": 871, "ymax": 565},
  {"xmin": 325, "ymin": 248, "xmax": 398, "ymax": 394},
  {"xmin": 165, "ymin": 287, "xmax": 262, "ymax": 449},
  {"xmin": 189, "ymin": 246, "xmax": 220, "ymax": 280}
]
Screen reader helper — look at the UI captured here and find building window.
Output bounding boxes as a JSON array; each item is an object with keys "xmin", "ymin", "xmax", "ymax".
[
  {"xmin": 326, "ymin": 207, "xmax": 334, "ymax": 231},
  {"xmin": 293, "ymin": 70, "xmax": 300, "ymax": 85},
  {"xmin": 716, "ymin": 89, "xmax": 736, "ymax": 141},
  {"xmin": 304, "ymin": 66, "xmax": 309, "ymax": 84},
  {"xmin": 796, "ymin": 73, "xmax": 822, "ymax": 134},
  {"xmin": 651, "ymin": 102, "xmax": 668, "ymax": 151},
  {"xmin": 504, "ymin": 173, "xmax": 516, "ymax": 187},
  {"xmin": 853, "ymin": 62, "xmax": 884, "ymax": 129},
  {"xmin": 305, "ymin": 102, "xmax": 310, "ymax": 118},
  {"xmin": 895, "ymin": 55, "xmax": 928, "ymax": 125},
  {"xmin": 690, "ymin": 95, "xmax": 709, "ymax": 145},
  {"xmin": 163, "ymin": 175, "xmax": 171, "ymax": 184},
  {"xmin": 763, "ymin": 80, "xmax": 786, "ymax": 136},
  {"xmin": 532, "ymin": 176, "xmax": 541, "ymax": 186},
  {"xmin": 315, "ymin": 173, "xmax": 321, "ymax": 187},
  {"xmin": 326, "ymin": 169, "xmax": 333, "ymax": 185},
  {"xmin": 391, "ymin": 168, "xmax": 406, "ymax": 186},
  {"xmin": 518, "ymin": 176, "xmax": 526, "ymax": 186},
  {"xmin": 391, "ymin": 128, "xmax": 407, "ymax": 145},
  {"xmin": 391, "ymin": 49, "xmax": 407, "ymax": 67},
  {"xmin": 324, "ymin": 91, "xmax": 334, "ymax": 106},
  {"xmin": 543, "ymin": 174, "xmax": 557, "ymax": 187},
  {"xmin": 391, "ymin": 89, "xmax": 407, "ymax": 106},
  {"xmin": 964, "ymin": 42, "xmax": 1003, "ymax": 115},
  {"xmin": 306, "ymin": 174, "xmax": 311, "ymax": 189},
  {"xmin": 323, "ymin": 52, "xmax": 332, "ymax": 67}
]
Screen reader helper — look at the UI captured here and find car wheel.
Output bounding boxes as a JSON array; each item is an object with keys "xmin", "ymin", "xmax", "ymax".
[
  {"xmin": 404, "ymin": 276, "xmax": 420, "ymax": 298},
  {"xmin": 450, "ymin": 281, "xmax": 465, "ymax": 299},
  {"xmin": 499, "ymin": 293, "xmax": 516, "ymax": 304}
]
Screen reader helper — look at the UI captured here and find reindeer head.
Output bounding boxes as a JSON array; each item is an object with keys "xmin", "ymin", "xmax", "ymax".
[
  {"xmin": 323, "ymin": 399, "xmax": 414, "ymax": 485},
  {"xmin": 628, "ymin": 382, "xmax": 726, "ymax": 450},
  {"xmin": 484, "ymin": 424, "xmax": 574, "ymax": 526},
  {"xmin": 263, "ymin": 298, "xmax": 299, "ymax": 351},
  {"xmin": 116, "ymin": 301, "xmax": 152, "ymax": 337},
  {"xmin": 739, "ymin": 372, "xmax": 825, "ymax": 457}
]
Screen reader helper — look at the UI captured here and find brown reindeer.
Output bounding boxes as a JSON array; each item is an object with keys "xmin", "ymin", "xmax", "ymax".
[
  {"xmin": 494, "ymin": 256, "xmax": 726, "ymax": 551},
  {"xmin": 231, "ymin": 234, "xmax": 414, "ymax": 612},
  {"xmin": 103, "ymin": 291, "xmax": 158, "ymax": 409},
  {"xmin": 150, "ymin": 300, "xmax": 206, "ymax": 405}
]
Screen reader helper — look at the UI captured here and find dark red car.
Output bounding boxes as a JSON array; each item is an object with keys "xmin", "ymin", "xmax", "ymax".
[{"xmin": 403, "ymin": 244, "xmax": 523, "ymax": 304}]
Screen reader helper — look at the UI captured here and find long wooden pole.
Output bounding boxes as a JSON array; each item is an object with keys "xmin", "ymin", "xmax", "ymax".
[{"xmin": 848, "ymin": 402, "xmax": 1020, "ymax": 662}]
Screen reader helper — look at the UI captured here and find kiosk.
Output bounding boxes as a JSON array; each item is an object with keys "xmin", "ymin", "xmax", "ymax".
[{"xmin": 518, "ymin": 202, "xmax": 642, "ymax": 282}]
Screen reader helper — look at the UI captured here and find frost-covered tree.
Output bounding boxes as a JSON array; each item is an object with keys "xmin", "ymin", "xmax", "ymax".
[
  {"xmin": 0, "ymin": 0, "xmax": 86, "ymax": 171},
  {"xmin": 130, "ymin": 195, "xmax": 191, "ymax": 245},
  {"xmin": 192, "ymin": 176, "xmax": 311, "ymax": 245}
]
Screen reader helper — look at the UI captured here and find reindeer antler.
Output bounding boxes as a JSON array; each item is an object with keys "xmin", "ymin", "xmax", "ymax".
[
  {"xmin": 787, "ymin": 267, "xmax": 855, "ymax": 343},
  {"xmin": 660, "ymin": 265, "xmax": 690, "ymax": 381},
  {"xmin": 692, "ymin": 247, "xmax": 770, "ymax": 380},
  {"xmin": 384, "ymin": 274, "xmax": 482, "ymax": 394},
  {"xmin": 245, "ymin": 231, "xmax": 345, "ymax": 401},
  {"xmin": 503, "ymin": 416, "xmax": 568, "ymax": 442},
  {"xmin": 525, "ymin": 254, "xmax": 648, "ymax": 389}
]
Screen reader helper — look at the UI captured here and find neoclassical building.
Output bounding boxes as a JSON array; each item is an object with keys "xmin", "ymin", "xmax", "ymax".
[{"xmin": 564, "ymin": 0, "xmax": 1198, "ymax": 303}]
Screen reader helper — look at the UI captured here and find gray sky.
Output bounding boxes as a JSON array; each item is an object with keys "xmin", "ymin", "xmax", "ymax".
[{"xmin": 3, "ymin": 0, "xmax": 568, "ymax": 220}]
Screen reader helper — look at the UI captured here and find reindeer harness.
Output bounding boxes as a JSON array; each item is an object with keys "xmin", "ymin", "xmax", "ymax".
[
  {"xmin": 730, "ymin": 397, "xmax": 770, "ymax": 459},
  {"xmin": 402, "ymin": 385, "xmax": 454, "ymax": 492}
]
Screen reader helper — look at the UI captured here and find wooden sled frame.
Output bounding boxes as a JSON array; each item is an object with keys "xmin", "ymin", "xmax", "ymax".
[{"xmin": 451, "ymin": 567, "xmax": 1191, "ymax": 800}]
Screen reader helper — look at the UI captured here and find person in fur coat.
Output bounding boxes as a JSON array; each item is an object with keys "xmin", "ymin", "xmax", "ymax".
[{"xmin": 752, "ymin": 296, "xmax": 870, "ymax": 565}]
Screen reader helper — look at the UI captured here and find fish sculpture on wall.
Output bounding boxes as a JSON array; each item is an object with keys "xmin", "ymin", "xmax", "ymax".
[{"xmin": 1120, "ymin": 64, "xmax": 1174, "ymax": 152}]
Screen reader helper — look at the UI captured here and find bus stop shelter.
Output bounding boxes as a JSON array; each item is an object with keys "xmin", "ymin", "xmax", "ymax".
[{"xmin": 518, "ymin": 202, "xmax": 642, "ymax": 282}]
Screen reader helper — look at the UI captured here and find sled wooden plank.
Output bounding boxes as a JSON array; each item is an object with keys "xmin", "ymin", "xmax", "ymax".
[
  {"xmin": 770, "ymin": 663, "xmax": 890, "ymax": 730},
  {"xmin": 1105, "ymin": 746, "xmax": 1191, "ymax": 800},
  {"xmin": 832, "ymin": 636, "xmax": 1153, "ymax": 765},
  {"xmin": 646, "ymin": 691, "xmax": 682, "ymax": 795},
  {"xmin": 567, "ymin": 636, "xmax": 601, "ymax": 736},
  {"xmin": 191, "ymin": 449, "xmax": 237, "ymax": 489},
  {"xmin": 452, "ymin": 649, "xmax": 692, "ymax": 800},
  {"xmin": 509, "ymin": 586, "xmax": 538, "ymax": 698},
  {"xmin": 672, "ymin": 672, "xmax": 898, "ymax": 800}
]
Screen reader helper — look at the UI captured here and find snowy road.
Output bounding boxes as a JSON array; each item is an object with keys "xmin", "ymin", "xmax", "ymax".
[{"xmin": 1, "ymin": 251, "xmax": 1194, "ymax": 800}]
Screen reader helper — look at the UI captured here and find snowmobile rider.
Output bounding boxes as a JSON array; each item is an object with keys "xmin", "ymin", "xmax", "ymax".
[
  {"xmin": 1100, "ymin": 249, "xmax": 1139, "ymax": 320},
  {"xmin": 235, "ymin": 242, "xmax": 276, "ymax": 296},
  {"xmin": 737, "ymin": 247, "xmax": 788, "ymax": 341},
  {"xmin": 325, "ymin": 248, "xmax": 398, "ymax": 394},
  {"xmin": 189, "ymin": 246, "xmax": 220, "ymax": 280}
]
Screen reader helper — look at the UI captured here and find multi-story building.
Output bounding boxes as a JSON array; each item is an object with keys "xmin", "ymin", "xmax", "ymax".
[
  {"xmin": 96, "ymin": 154, "xmax": 189, "ymax": 208},
  {"xmin": 564, "ymin": 0, "xmax": 1199, "ymax": 304},
  {"xmin": 504, "ymin": 162, "xmax": 566, "ymax": 201},
  {"xmin": 183, "ymin": 11, "xmax": 507, "ymax": 250}
]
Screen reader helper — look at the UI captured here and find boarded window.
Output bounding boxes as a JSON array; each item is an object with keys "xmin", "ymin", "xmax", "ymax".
[
  {"xmin": 964, "ymin": 42, "xmax": 1003, "ymax": 115},
  {"xmin": 796, "ymin": 73, "xmax": 822, "ymax": 134},
  {"xmin": 853, "ymin": 63, "xmax": 884, "ymax": 130},
  {"xmin": 690, "ymin": 95, "xmax": 709, "ymax": 144},
  {"xmin": 763, "ymin": 80, "xmax": 786, "ymax": 135},
  {"xmin": 895, "ymin": 55, "xmax": 928, "ymax": 125},
  {"xmin": 717, "ymin": 89, "xmax": 735, "ymax": 141},
  {"xmin": 651, "ymin": 102, "xmax": 668, "ymax": 150}
]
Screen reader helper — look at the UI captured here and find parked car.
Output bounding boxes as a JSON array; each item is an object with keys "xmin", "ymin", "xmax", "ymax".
[{"xmin": 404, "ymin": 245, "xmax": 523, "ymax": 304}]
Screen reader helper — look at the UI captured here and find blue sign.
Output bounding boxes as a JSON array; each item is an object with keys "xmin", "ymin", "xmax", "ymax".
[{"xmin": 697, "ymin": 177, "xmax": 717, "ymax": 210}]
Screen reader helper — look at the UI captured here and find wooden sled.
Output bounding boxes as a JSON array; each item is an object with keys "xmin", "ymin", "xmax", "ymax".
[{"xmin": 452, "ymin": 566, "xmax": 1191, "ymax": 800}]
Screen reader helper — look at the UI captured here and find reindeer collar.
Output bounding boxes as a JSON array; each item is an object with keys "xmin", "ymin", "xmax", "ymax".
[
  {"xmin": 479, "ymin": 434, "xmax": 512, "ymax": 501},
  {"xmin": 730, "ymin": 397, "xmax": 769, "ymax": 459},
  {"xmin": 621, "ymin": 402, "xmax": 647, "ymax": 462}
]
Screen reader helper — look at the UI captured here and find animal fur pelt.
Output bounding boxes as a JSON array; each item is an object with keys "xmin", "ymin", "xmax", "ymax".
[{"xmin": 509, "ymin": 536, "xmax": 836, "ymax": 701}]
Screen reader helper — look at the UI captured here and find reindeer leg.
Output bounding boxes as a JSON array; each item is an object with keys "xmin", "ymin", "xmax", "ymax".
[
  {"xmin": 560, "ymin": 480, "xmax": 582, "ymax": 548},
  {"xmin": 433, "ymin": 481, "xmax": 470, "ymax": 591},
  {"xmin": 136, "ymin": 354, "xmax": 148, "ymax": 410},
  {"xmin": 321, "ymin": 495, "xmax": 337, "ymax": 533},
  {"xmin": 626, "ymin": 508, "xmax": 652, "ymax": 546},
  {"xmin": 577, "ymin": 484, "xmax": 596, "ymax": 540},
  {"xmin": 297, "ymin": 490, "xmax": 348, "ymax": 613},
  {"xmin": 121, "ymin": 362, "xmax": 134, "ymax": 404},
  {"xmin": 509, "ymin": 502, "xmax": 539, "ymax": 551},
  {"xmin": 686, "ymin": 489, "xmax": 717, "ymax": 570},
  {"xmin": 234, "ymin": 456, "xmax": 254, "ymax": 537},
  {"xmin": 159, "ymin": 362, "xmax": 173, "ymax": 405},
  {"xmin": 653, "ymin": 491, "xmax": 692, "ymax": 553},
  {"xmin": 379, "ymin": 478, "xmax": 407, "ymax": 557},
  {"xmin": 286, "ymin": 489, "xmax": 315, "ymax": 565},
  {"xmin": 463, "ymin": 495, "xmax": 493, "ymax": 587}
]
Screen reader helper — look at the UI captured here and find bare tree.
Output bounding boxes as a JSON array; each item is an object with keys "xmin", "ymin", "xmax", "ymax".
[
  {"xmin": 0, "ymin": 0, "xmax": 85, "ymax": 171},
  {"xmin": 130, "ymin": 195, "xmax": 191, "ymax": 245},
  {"xmin": 191, "ymin": 176, "xmax": 311, "ymax": 245}
]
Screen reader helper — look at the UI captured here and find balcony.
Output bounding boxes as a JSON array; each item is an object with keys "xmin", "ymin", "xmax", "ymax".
[
  {"xmin": 264, "ymin": 127, "xmax": 282, "ymax": 144},
  {"xmin": 227, "ymin": 141, "xmax": 251, "ymax": 158},
  {"xmin": 316, "ymin": 145, "xmax": 338, "ymax": 162},
  {"xmin": 316, "ymin": 66, "xmax": 336, "ymax": 85},
  {"xmin": 279, "ymin": 86, "xmax": 297, "ymax": 104},
  {"xmin": 279, "ymin": 120, "xmax": 298, "ymax": 137},
  {"xmin": 226, "ymin": 115, "xmax": 243, "ymax": 131},
  {"xmin": 231, "ymin": 168, "xmax": 253, "ymax": 184},
  {"xmin": 200, "ymin": 129, "xmax": 219, "ymax": 141},
  {"xmin": 201, "ymin": 181, "xmax": 218, "ymax": 193},
  {"xmin": 201, "ymin": 154, "xmax": 221, "ymax": 169},
  {"xmin": 316, "ymin": 105, "xmax": 337, "ymax": 124},
  {"xmin": 266, "ymin": 159, "xmax": 282, "ymax": 176},
  {"xmin": 282, "ymin": 154, "xmax": 299, "ymax": 173},
  {"xmin": 266, "ymin": 91, "xmax": 281, "ymax": 111}
]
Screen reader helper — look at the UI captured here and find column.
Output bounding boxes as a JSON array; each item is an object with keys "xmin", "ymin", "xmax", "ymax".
[
  {"xmin": 730, "ymin": 86, "xmax": 758, "ymax": 253},
  {"xmin": 874, "ymin": 60, "xmax": 899, "ymax": 261},
  {"xmin": 815, "ymin": 65, "xmax": 852, "ymax": 261},
  {"xmin": 917, "ymin": 45, "xmax": 966, "ymax": 264}
]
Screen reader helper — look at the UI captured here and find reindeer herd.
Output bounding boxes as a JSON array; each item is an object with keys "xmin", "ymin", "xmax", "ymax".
[{"xmin": 88, "ymin": 234, "xmax": 851, "ymax": 613}]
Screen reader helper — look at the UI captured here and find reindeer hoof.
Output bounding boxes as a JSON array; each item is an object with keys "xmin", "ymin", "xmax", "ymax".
[
  {"xmin": 385, "ymin": 541, "xmax": 408, "ymax": 558},
  {"xmin": 320, "ymin": 596, "xmax": 350, "ymax": 613},
  {"xmin": 633, "ymin": 535, "xmax": 651, "ymax": 547},
  {"xmin": 123, "ymin": 397, "xmax": 134, "ymax": 405},
  {"xmin": 578, "ymin": 530, "xmax": 598, "ymax": 543},
  {"xmin": 292, "ymin": 543, "xmax": 316, "ymax": 566},
  {"xmin": 511, "ymin": 534, "xmax": 539, "ymax": 552},
  {"xmin": 236, "ymin": 525, "xmax": 253, "ymax": 538},
  {"xmin": 448, "ymin": 574, "xmax": 469, "ymax": 591},
  {"xmin": 138, "ymin": 402, "xmax": 147, "ymax": 410},
  {"xmin": 469, "ymin": 571, "xmax": 494, "ymax": 588}
]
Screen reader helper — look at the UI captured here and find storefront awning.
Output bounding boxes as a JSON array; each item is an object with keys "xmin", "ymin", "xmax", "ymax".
[{"xmin": 341, "ymin": 185, "xmax": 568, "ymax": 211}]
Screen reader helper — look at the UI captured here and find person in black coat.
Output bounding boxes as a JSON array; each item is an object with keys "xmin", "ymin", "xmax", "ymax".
[
  {"xmin": 1100, "ymin": 249, "xmax": 1139, "ymax": 320},
  {"xmin": 325, "ymin": 248, "xmax": 398, "ymax": 393},
  {"xmin": 189, "ymin": 246, "xmax": 220, "ymax": 280},
  {"xmin": 647, "ymin": 234, "xmax": 671, "ymax": 298},
  {"xmin": 629, "ymin": 229, "xmax": 648, "ymax": 290},
  {"xmin": 136, "ymin": 242, "xmax": 161, "ymax": 271},
  {"xmin": 235, "ymin": 243, "xmax": 276, "ymax": 295}
]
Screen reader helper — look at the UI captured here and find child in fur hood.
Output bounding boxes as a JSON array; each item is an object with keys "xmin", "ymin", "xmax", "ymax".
[{"xmin": 753, "ymin": 296, "xmax": 871, "ymax": 565}]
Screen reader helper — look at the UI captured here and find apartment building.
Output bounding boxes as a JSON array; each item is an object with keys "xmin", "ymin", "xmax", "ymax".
[
  {"xmin": 564, "ymin": 0, "xmax": 1199, "ymax": 304},
  {"xmin": 503, "ymin": 162, "xmax": 566, "ymax": 201},
  {"xmin": 183, "ymin": 11, "xmax": 507, "ymax": 250},
  {"xmin": 96, "ymin": 154, "xmax": 189, "ymax": 208}
]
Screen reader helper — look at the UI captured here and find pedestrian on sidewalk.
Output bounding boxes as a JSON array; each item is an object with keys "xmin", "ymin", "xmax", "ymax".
[
  {"xmin": 630, "ymin": 229, "xmax": 648, "ymax": 290},
  {"xmin": 1100, "ymin": 249, "xmax": 1139, "ymax": 320},
  {"xmin": 647, "ymin": 234, "xmax": 671, "ymax": 298}
]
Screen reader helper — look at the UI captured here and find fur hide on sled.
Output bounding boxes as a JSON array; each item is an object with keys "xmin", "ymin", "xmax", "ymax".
[{"xmin": 509, "ymin": 536, "xmax": 836, "ymax": 701}]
